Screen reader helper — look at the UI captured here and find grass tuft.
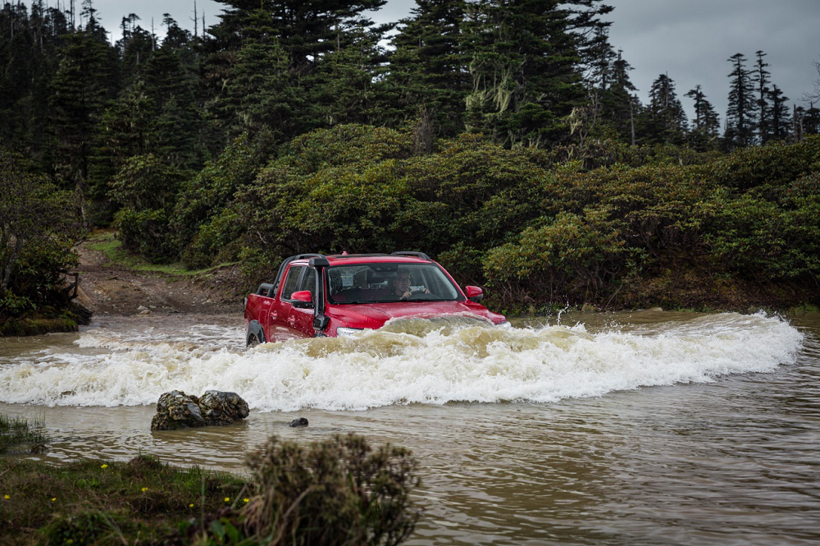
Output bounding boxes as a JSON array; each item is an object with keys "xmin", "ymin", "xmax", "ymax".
[{"xmin": 0, "ymin": 414, "xmax": 48, "ymax": 454}]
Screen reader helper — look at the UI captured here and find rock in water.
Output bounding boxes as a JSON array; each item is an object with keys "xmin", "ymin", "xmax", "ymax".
[
  {"xmin": 151, "ymin": 390, "xmax": 205, "ymax": 431},
  {"xmin": 290, "ymin": 417, "xmax": 309, "ymax": 427},
  {"xmin": 151, "ymin": 390, "xmax": 249, "ymax": 431},
  {"xmin": 199, "ymin": 390, "xmax": 250, "ymax": 425}
]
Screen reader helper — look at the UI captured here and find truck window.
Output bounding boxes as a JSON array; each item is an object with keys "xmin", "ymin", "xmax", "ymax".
[
  {"xmin": 281, "ymin": 266, "xmax": 303, "ymax": 300},
  {"xmin": 298, "ymin": 267, "xmax": 316, "ymax": 300}
]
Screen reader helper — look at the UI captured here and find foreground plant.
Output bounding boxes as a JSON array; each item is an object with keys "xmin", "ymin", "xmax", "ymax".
[
  {"xmin": 239, "ymin": 434, "xmax": 421, "ymax": 546},
  {"xmin": 0, "ymin": 432, "xmax": 421, "ymax": 545},
  {"xmin": 0, "ymin": 414, "xmax": 48, "ymax": 454}
]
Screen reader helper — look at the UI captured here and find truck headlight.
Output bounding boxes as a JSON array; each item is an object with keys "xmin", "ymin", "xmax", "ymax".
[{"xmin": 336, "ymin": 327, "xmax": 364, "ymax": 337}]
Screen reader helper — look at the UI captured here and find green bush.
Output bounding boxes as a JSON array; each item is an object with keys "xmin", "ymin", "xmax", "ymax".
[
  {"xmin": 484, "ymin": 207, "xmax": 632, "ymax": 304},
  {"xmin": 1, "ymin": 148, "xmax": 83, "ymax": 314},
  {"xmin": 42, "ymin": 512, "xmax": 121, "ymax": 546},
  {"xmin": 173, "ymin": 129, "xmax": 277, "ymax": 259},
  {"xmin": 241, "ymin": 434, "xmax": 421, "ymax": 546},
  {"xmin": 109, "ymin": 154, "xmax": 189, "ymax": 212},
  {"xmin": 114, "ymin": 207, "xmax": 176, "ymax": 263},
  {"xmin": 694, "ymin": 135, "xmax": 820, "ymax": 192},
  {"xmin": 181, "ymin": 208, "xmax": 244, "ymax": 269}
]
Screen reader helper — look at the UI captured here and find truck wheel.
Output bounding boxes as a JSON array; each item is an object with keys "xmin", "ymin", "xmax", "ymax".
[{"xmin": 247, "ymin": 331, "xmax": 265, "ymax": 347}]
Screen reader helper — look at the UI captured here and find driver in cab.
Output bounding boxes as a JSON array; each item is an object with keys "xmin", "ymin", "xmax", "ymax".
[{"xmin": 392, "ymin": 271, "xmax": 430, "ymax": 300}]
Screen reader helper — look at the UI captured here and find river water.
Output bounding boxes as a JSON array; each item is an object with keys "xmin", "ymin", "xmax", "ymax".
[{"xmin": 1, "ymin": 310, "xmax": 818, "ymax": 545}]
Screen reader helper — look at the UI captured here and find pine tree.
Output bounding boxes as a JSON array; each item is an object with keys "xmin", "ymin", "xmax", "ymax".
[
  {"xmin": 143, "ymin": 16, "xmax": 201, "ymax": 166},
  {"xmin": 206, "ymin": 0, "xmax": 387, "ymax": 68},
  {"xmin": 767, "ymin": 84, "xmax": 790, "ymax": 142},
  {"xmin": 0, "ymin": 2, "xmax": 67, "ymax": 167},
  {"xmin": 638, "ymin": 73, "xmax": 687, "ymax": 145},
  {"xmin": 685, "ymin": 85, "xmax": 720, "ymax": 151},
  {"xmin": 87, "ymin": 79, "xmax": 156, "ymax": 223},
  {"xmin": 598, "ymin": 49, "xmax": 639, "ymax": 144},
  {"xmin": 753, "ymin": 50, "xmax": 771, "ymax": 144},
  {"xmin": 385, "ymin": 0, "xmax": 469, "ymax": 136},
  {"xmin": 49, "ymin": 23, "xmax": 117, "ymax": 223},
  {"xmin": 213, "ymin": 8, "xmax": 303, "ymax": 139},
  {"xmin": 801, "ymin": 103, "xmax": 820, "ymax": 136},
  {"xmin": 116, "ymin": 15, "xmax": 154, "ymax": 84},
  {"xmin": 725, "ymin": 53, "xmax": 756, "ymax": 148},
  {"xmin": 203, "ymin": 0, "xmax": 390, "ymax": 142},
  {"xmin": 574, "ymin": 25, "xmax": 615, "ymax": 142},
  {"xmin": 309, "ymin": 28, "xmax": 388, "ymax": 128},
  {"xmin": 461, "ymin": 0, "xmax": 608, "ymax": 147}
]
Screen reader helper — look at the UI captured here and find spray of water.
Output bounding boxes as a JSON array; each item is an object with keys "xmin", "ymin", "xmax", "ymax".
[{"xmin": 0, "ymin": 313, "xmax": 803, "ymax": 411}]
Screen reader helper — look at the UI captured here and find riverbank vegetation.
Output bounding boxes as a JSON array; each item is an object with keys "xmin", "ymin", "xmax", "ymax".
[
  {"xmin": 2, "ymin": 0, "xmax": 819, "ymax": 326},
  {"xmin": 0, "ymin": 149, "xmax": 90, "ymax": 336},
  {"xmin": 0, "ymin": 414, "xmax": 47, "ymax": 454},
  {"xmin": 0, "ymin": 428, "xmax": 421, "ymax": 545}
]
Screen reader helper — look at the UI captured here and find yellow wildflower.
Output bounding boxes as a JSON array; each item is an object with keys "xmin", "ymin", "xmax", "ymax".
[
  {"xmin": 3, "ymin": 495, "xmax": 9, "ymax": 500},
  {"xmin": 224, "ymin": 497, "xmax": 230, "ymax": 502},
  {"xmin": 51, "ymin": 498, "xmax": 56, "ymax": 502},
  {"xmin": 243, "ymin": 498, "xmax": 249, "ymax": 503},
  {"xmin": 141, "ymin": 487, "xmax": 148, "ymax": 492},
  {"xmin": 189, "ymin": 503, "xmax": 195, "ymax": 508},
  {"xmin": 101, "ymin": 464, "xmax": 108, "ymax": 469}
]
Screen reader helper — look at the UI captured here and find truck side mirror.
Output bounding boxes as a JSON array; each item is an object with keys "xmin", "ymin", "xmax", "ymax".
[
  {"xmin": 465, "ymin": 286, "xmax": 484, "ymax": 303},
  {"xmin": 291, "ymin": 290, "xmax": 314, "ymax": 308}
]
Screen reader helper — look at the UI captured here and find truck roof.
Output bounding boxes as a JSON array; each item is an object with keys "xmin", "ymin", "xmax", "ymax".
[
  {"xmin": 288, "ymin": 253, "xmax": 431, "ymax": 267},
  {"xmin": 271, "ymin": 252, "xmax": 433, "ymax": 296}
]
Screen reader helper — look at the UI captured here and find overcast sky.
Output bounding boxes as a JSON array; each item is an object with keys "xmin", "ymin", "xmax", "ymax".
[{"xmin": 84, "ymin": 0, "xmax": 820, "ymax": 121}]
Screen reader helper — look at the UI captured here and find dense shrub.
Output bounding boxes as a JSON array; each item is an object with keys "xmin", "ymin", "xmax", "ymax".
[
  {"xmin": 114, "ymin": 207, "xmax": 177, "ymax": 262},
  {"xmin": 110, "ymin": 122, "xmax": 820, "ymax": 310},
  {"xmin": 0, "ymin": 149, "xmax": 82, "ymax": 316},
  {"xmin": 694, "ymin": 135, "xmax": 820, "ymax": 192},
  {"xmin": 241, "ymin": 434, "xmax": 421, "ymax": 546},
  {"xmin": 482, "ymin": 136, "xmax": 820, "ymax": 308},
  {"xmin": 285, "ymin": 124, "xmax": 414, "ymax": 172},
  {"xmin": 485, "ymin": 208, "xmax": 632, "ymax": 304},
  {"xmin": 174, "ymin": 129, "xmax": 276, "ymax": 267},
  {"xmin": 235, "ymin": 129, "xmax": 551, "ymax": 284},
  {"xmin": 109, "ymin": 154, "xmax": 190, "ymax": 263}
]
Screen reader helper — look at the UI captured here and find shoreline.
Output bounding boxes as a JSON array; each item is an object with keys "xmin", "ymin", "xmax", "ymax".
[{"xmin": 2, "ymin": 234, "xmax": 817, "ymax": 337}]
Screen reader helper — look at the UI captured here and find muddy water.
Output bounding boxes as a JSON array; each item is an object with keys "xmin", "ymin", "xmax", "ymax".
[{"xmin": 1, "ymin": 311, "xmax": 818, "ymax": 545}]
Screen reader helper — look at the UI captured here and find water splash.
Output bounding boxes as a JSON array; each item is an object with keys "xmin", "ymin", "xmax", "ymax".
[{"xmin": 0, "ymin": 313, "xmax": 803, "ymax": 411}]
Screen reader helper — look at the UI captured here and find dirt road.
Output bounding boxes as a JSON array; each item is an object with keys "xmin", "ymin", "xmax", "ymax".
[{"xmin": 74, "ymin": 243, "xmax": 243, "ymax": 317}]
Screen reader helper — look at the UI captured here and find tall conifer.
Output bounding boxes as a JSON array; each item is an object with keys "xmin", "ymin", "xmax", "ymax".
[
  {"xmin": 638, "ymin": 73, "xmax": 687, "ymax": 145},
  {"xmin": 386, "ymin": 0, "xmax": 469, "ymax": 136},
  {"xmin": 461, "ymin": 0, "xmax": 609, "ymax": 147},
  {"xmin": 725, "ymin": 53, "xmax": 756, "ymax": 148},
  {"xmin": 685, "ymin": 84, "xmax": 720, "ymax": 151},
  {"xmin": 753, "ymin": 50, "xmax": 771, "ymax": 144}
]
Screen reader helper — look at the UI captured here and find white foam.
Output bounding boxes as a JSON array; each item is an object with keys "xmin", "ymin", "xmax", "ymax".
[{"xmin": 0, "ymin": 313, "xmax": 803, "ymax": 410}]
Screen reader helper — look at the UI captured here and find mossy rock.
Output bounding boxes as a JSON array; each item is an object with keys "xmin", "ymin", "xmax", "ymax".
[{"xmin": 0, "ymin": 302, "xmax": 91, "ymax": 337}]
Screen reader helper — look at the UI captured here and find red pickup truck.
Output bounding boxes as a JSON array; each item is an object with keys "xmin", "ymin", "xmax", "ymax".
[{"xmin": 244, "ymin": 252, "xmax": 508, "ymax": 343}]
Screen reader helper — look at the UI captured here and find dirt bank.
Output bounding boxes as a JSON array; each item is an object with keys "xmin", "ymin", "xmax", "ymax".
[{"xmin": 74, "ymin": 242, "xmax": 244, "ymax": 317}]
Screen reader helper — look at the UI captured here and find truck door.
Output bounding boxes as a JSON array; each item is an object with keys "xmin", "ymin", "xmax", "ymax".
[
  {"xmin": 267, "ymin": 265, "xmax": 304, "ymax": 340},
  {"xmin": 291, "ymin": 267, "xmax": 317, "ymax": 337},
  {"xmin": 270, "ymin": 265, "xmax": 316, "ymax": 338}
]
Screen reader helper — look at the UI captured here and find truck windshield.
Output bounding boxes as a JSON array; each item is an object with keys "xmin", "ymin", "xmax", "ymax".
[{"xmin": 327, "ymin": 263, "xmax": 463, "ymax": 304}]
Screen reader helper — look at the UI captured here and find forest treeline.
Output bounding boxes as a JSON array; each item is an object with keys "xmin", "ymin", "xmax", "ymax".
[{"xmin": 2, "ymin": 0, "xmax": 820, "ymax": 322}]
